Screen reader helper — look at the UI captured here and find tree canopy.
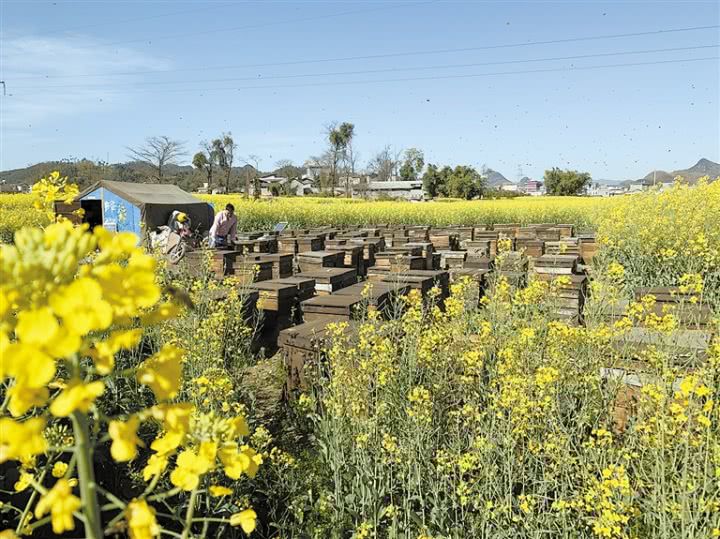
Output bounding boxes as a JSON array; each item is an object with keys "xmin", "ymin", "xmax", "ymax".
[{"xmin": 543, "ymin": 168, "xmax": 592, "ymax": 196}]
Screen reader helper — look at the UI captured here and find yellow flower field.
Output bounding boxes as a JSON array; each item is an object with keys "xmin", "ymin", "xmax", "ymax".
[
  {"xmin": 201, "ymin": 194, "xmax": 612, "ymax": 230},
  {"xmin": 0, "ymin": 175, "xmax": 718, "ymax": 538}
]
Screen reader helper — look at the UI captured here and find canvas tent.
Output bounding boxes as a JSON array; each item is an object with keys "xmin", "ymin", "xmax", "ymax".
[{"xmin": 73, "ymin": 180, "xmax": 214, "ymax": 236}]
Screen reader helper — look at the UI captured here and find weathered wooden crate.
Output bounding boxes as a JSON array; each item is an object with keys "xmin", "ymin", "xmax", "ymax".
[
  {"xmin": 326, "ymin": 245, "xmax": 364, "ymax": 269},
  {"xmin": 236, "ymin": 231, "xmax": 264, "ymax": 241},
  {"xmin": 494, "ymin": 223, "xmax": 520, "ymax": 239},
  {"xmin": 296, "ymin": 267, "xmax": 357, "ymax": 294},
  {"xmin": 279, "ymin": 320, "xmax": 357, "ymax": 392},
  {"xmin": 375, "ymin": 254, "xmax": 425, "ymax": 272},
  {"xmin": 249, "ymin": 281, "xmax": 299, "ymax": 314},
  {"xmin": 360, "ymin": 227, "xmax": 382, "ymax": 237},
  {"xmin": 464, "ymin": 254, "xmax": 495, "ymax": 270},
  {"xmin": 544, "ymin": 239, "xmax": 581, "ymax": 256},
  {"xmin": 465, "ymin": 239, "xmax": 496, "ymax": 256},
  {"xmin": 297, "ymin": 250, "xmax": 345, "ymax": 272},
  {"xmin": 408, "ymin": 226, "xmax": 430, "ymax": 241},
  {"xmin": 436, "ymin": 250, "xmax": 467, "ymax": 269},
  {"xmin": 380, "ymin": 272, "xmax": 437, "ymax": 297},
  {"xmin": 405, "ymin": 242, "xmax": 434, "ymax": 268},
  {"xmin": 495, "ymin": 251, "xmax": 528, "ymax": 272},
  {"xmin": 536, "ymin": 227, "xmax": 561, "ymax": 241},
  {"xmin": 301, "ymin": 294, "xmax": 364, "ymax": 323},
  {"xmin": 579, "ymin": 235, "xmax": 599, "ymax": 265},
  {"xmin": 634, "ymin": 286, "xmax": 700, "ymax": 304},
  {"xmin": 296, "ymin": 236, "xmax": 324, "ymax": 252},
  {"xmin": 271, "ymin": 276, "xmax": 315, "ymax": 300},
  {"xmin": 183, "ymin": 249, "xmax": 235, "ymax": 277},
  {"xmin": 229, "ymin": 258, "xmax": 273, "ymax": 283},
  {"xmin": 598, "ymin": 298, "xmax": 714, "ymax": 329},
  {"xmin": 514, "ymin": 239, "xmax": 543, "ymax": 258},
  {"xmin": 556, "ymin": 224, "xmax": 574, "ymax": 238},
  {"xmin": 255, "ymin": 253, "xmax": 293, "ymax": 278},
  {"xmin": 401, "ymin": 269, "xmax": 450, "ymax": 298},
  {"xmin": 429, "ymin": 232, "xmax": 460, "ymax": 250},
  {"xmin": 516, "ymin": 227, "xmax": 538, "ymax": 240},
  {"xmin": 277, "ymin": 237, "xmax": 298, "ymax": 254},
  {"xmin": 533, "ymin": 254, "xmax": 580, "ymax": 275},
  {"xmin": 334, "ymin": 281, "xmax": 410, "ymax": 314}
]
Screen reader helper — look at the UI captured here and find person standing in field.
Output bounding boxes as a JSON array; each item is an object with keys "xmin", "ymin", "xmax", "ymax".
[{"xmin": 208, "ymin": 203, "xmax": 237, "ymax": 248}]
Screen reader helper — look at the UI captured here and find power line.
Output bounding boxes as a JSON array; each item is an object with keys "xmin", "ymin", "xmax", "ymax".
[
  {"xmin": 8, "ymin": 56, "xmax": 715, "ymax": 97},
  {"xmin": 11, "ymin": 44, "xmax": 718, "ymax": 90},
  {"xmin": 7, "ymin": 23, "xmax": 719, "ymax": 81}
]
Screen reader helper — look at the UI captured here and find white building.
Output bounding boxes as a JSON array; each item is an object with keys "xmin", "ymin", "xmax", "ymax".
[{"xmin": 363, "ymin": 180, "xmax": 424, "ymax": 201}]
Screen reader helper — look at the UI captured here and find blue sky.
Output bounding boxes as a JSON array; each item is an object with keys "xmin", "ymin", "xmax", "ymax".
[{"xmin": 1, "ymin": 0, "xmax": 718, "ymax": 181}]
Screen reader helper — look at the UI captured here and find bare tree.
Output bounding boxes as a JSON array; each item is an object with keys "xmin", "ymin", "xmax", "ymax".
[
  {"xmin": 368, "ymin": 145, "xmax": 400, "ymax": 182},
  {"xmin": 127, "ymin": 136, "xmax": 186, "ymax": 182}
]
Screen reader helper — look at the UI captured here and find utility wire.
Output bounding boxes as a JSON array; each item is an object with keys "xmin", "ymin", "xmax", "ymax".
[
  {"xmin": 7, "ymin": 23, "xmax": 719, "ymax": 81},
  {"xmin": 8, "ymin": 56, "xmax": 716, "ymax": 97},
  {"xmin": 11, "ymin": 44, "xmax": 718, "ymax": 90}
]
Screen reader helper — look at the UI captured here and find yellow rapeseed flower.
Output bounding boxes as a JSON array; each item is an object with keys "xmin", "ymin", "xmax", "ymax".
[
  {"xmin": 34, "ymin": 479, "xmax": 81, "ymax": 535},
  {"xmin": 109, "ymin": 416, "xmax": 143, "ymax": 462},
  {"xmin": 230, "ymin": 508, "xmax": 257, "ymax": 534},
  {"xmin": 125, "ymin": 499, "xmax": 160, "ymax": 539},
  {"xmin": 136, "ymin": 345, "xmax": 183, "ymax": 401},
  {"xmin": 49, "ymin": 379, "xmax": 105, "ymax": 417}
]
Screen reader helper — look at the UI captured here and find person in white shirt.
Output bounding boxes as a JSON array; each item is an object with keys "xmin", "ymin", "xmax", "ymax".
[{"xmin": 208, "ymin": 203, "xmax": 237, "ymax": 248}]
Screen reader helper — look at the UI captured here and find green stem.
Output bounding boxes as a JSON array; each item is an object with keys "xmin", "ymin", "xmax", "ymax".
[
  {"xmin": 72, "ymin": 411, "xmax": 103, "ymax": 539},
  {"xmin": 180, "ymin": 488, "xmax": 199, "ymax": 539}
]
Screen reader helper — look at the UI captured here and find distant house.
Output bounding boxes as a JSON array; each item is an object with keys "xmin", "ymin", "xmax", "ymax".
[
  {"xmin": 0, "ymin": 183, "xmax": 28, "ymax": 194},
  {"xmin": 518, "ymin": 177, "xmax": 544, "ymax": 196},
  {"xmin": 259, "ymin": 175, "xmax": 316, "ymax": 197},
  {"xmin": 363, "ymin": 180, "xmax": 424, "ymax": 201},
  {"xmin": 587, "ymin": 183, "xmax": 624, "ymax": 197}
]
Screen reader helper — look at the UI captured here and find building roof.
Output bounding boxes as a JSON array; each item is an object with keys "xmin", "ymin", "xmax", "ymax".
[
  {"xmin": 367, "ymin": 181, "xmax": 422, "ymax": 190},
  {"xmin": 77, "ymin": 180, "xmax": 202, "ymax": 206}
]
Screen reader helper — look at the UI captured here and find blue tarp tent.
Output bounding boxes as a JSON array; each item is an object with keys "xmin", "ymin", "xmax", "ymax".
[{"xmin": 76, "ymin": 180, "xmax": 214, "ymax": 236}]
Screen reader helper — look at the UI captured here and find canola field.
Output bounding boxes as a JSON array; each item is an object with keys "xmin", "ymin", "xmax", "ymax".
[{"xmin": 0, "ymin": 178, "xmax": 718, "ymax": 539}]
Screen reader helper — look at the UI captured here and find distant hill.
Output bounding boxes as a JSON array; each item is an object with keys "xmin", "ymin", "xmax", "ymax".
[
  {"xmin": 484, "ymin": 168, "xmax": 514, "ymax": 187},
  {"xmin": 671, "ymin": 158, "xmax": 720, "ymax": 182},
  {"xmin": 0, "ymin": 159, "xmax": 262, "ymax": 192},
  {"xmin": 642, "ymin": 170, "xmax": 674, "ymax": 183},
  {"xmin": 639, "ymin": 158, "xmax": 720, "ymax": 184}
]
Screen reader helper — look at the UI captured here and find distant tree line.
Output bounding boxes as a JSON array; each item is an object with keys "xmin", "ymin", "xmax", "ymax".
[{"xmin": 2, "ymin": 121, "xmax": 592, "ymax": 198}]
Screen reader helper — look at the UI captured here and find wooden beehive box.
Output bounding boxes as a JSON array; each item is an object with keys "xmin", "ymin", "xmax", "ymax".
[
  {"xmin": 255, "ymin": 253, "xmax": 294, "ymax": 279},
  {"xmin": 515, "ymin": 239, "xmax": 543, "ymax": 258},
  {"xmin": 301, "ymin": 294, "xmax": 364, "ymax": 323},
  {"xmin": 536, "ymin": 227, "xmax": 561, "ymax": 241},
  {"xmin": 405, "ymin": 242, "xmax": 434, "ymax": 268},
  {"xmin": 464, "ymin": 254, "xmax": 495, "ymax": 270},
  {"xmin": 272, "ymin": 276, "xmax": 316, "ymax": 301},
  {"xmin": 380, "ymin": 272, "xmax": 437, "ymax": 297},
  {"xmin": 296, "ymin": 236, "xmax": 324, "ymax": 252},
  {"xmin": 334, "ymin": 281, "xmax": 410, "ymax": 313},
  {"xmin": 229, "ymin": 258, "xmax": 273, "ymax": 284},
  {"xmin": 297, "ymin": 250, "xmax": 345, "ymax": 272},
  {"xmin": 249, "ymin": 281, "xmax": 299, "ymax": 314},
  {"xmin": 279, "ymin": 320, "xmax": 357, "ymax": 392},
  {"xmin": 579, "ymin": 235, "xmax": 599, "ymax": 265},
  {"xmin": 533, "ymin": 254, "xmax": 580, "ymax": 275},
  {"xmin": 465, "ymin": 239, "xmax": 496, "ymax": 257},
  {"xmin": 556, "ymin": 224, "xmax": 574, "ymax": 238},
  {"xmin": 544, "ymin": 239, "xmax": 581, "ymax": 256},
  {"xmin": 494, "ymin": 223, "xmax": 520, "ymax": 239},
  {"xmin": 401, "ymin": 269, "xmax": 450, "ymax": 298},
  {"xmin": 436, "ymin": 250, "xmax": 467, "ymax": 269},
  {"xmin": 296, "ymin": 267, "xmax": 357, "ymax": 294},
  {"xmin": 429, "ymin": 232, "xmax": 459, "ymax": 250}
]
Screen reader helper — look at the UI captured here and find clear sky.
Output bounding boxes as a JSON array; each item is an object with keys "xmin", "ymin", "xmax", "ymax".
[{"xmin": 1, "ymin": 0, "xmax": 718, "ymax": 181}]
